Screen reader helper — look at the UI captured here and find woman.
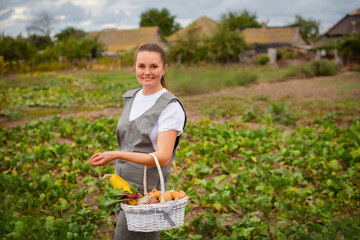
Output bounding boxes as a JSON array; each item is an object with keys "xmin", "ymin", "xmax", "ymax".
[{"xmin": 90, "ymin": 43, "xmax": 186, "ymax": 240}]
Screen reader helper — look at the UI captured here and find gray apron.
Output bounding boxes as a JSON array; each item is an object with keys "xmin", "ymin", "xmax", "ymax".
[{"xmin": 113, "ymin": 89, "xmax": 186, "ymax": 240}]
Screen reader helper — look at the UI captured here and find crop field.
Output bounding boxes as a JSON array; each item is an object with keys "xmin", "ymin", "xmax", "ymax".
[{"xmin": 1, "ymin": 67, "xmax": 360, "ymax": 239}]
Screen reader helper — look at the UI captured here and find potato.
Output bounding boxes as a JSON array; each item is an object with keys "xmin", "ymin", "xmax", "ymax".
[
  {"xmin": 136, "ymin": 195, "xmax": 159, "ymax": 205},
  {"xmin": 171, "ymin": 191, "xmax": 181, "ymax": 200},
  {"xmin": 153, "ymin": 191, "xmax": 161, "ymax": 198},
  {"xmin": 176, "ymin": 190, "xmax": 187, "ymax": 199},
  {"xmin": 164, "ymin": 191, "xmax": 173, "ymax": 202},
  {"xmin": 156, "ymin": 190, "xmax": 172, "ymax": 202}
]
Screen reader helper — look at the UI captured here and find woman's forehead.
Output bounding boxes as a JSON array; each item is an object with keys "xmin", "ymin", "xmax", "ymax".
[{"xmin": 136, "ymin": 51, "xmax": 162, "ymax": 63}]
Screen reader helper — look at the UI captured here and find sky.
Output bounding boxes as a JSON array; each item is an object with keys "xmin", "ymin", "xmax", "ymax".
[{"xmin": 0, "ymin": 0, "xmax": 359, "ymax": 37}]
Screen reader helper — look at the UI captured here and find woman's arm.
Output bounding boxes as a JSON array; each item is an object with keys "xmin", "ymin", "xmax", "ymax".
[{"xmin": 90, "ymin": 130, "xmax": 178, "ymax": 167}]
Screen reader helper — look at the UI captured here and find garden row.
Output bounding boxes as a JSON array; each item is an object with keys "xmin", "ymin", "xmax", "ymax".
[{"xmin": 1, "ymin": 112, "xmax": 359, "ymax": 239}]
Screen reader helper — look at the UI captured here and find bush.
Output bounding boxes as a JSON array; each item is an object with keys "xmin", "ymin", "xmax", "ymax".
[
  {"xmin": 169, "ymin": 21, "xmax": 247, "ymax": 64},
  {"xmin": 280, "ymin": 65, "xmax": 299, "ymax": 79},
  {"xmin": 0, "ymin": 56, "xmax": 11, "ymax": 74},
  {"xmin": 257, "ymin": 55, "xmax": 270, "ymax": 65},
  {"xmin": 300, "ymin": 64, "xmax": 314, "ymax": 77},
  {"xmin": 35, "ymin": 61, "xmax": 65, "ymax": 71},
  {"xmin": 337, "ymin": 33, "xmax": 360, "ymax": 63},
  {"xmin": 312, "ymin": 60, "xmax": 339, "ymax": 76},
  {"xmin": 310, "ymin": 59, "xmax": 338, "ymax": 76},
  {"xmin": 277, "ymin": 48, "xmax": 299, "ymax": 59},
  {"xmin": 242, "ymin": 107, "xmax": 260, "ymax": 122},
  {"xmin": 300, "ymin": 59, "xmax": 338, "ymax": 77},
  {"xmin": 119, "ymin": 49, "xmax": 135, "ymax": 66},
  {"xmin": 280, "ymin": 65, "xmax": 299, "ymax": 80},
  {"xmin": 231, "ymin": 70, "xmax": 258, "ymax": 86}
]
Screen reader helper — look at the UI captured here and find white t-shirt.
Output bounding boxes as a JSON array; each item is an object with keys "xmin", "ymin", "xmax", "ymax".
[{"xmin": 128, "ymin": 88, "xmax": 185, "ymax": 150}]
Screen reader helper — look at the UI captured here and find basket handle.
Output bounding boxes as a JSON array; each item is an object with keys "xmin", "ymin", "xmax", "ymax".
[{"xmin": 143, "ymin": 153, "xmax": 166, "ymax": 203}]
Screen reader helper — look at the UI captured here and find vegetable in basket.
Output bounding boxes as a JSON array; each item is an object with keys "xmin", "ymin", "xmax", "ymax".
[{"xmin": 99, "ymin": 174, "xmax": 141, "ymax": 209}]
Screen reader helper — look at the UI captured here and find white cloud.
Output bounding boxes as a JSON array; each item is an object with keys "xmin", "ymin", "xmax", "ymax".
[
  {"xmin": 0, "ymin": 0, "xmax": 358, "ymax": 37},
  {"xmin": 55, "ymin": 15, "xmax": 66, "ymax": 21},
  {"xmin": 101, "ymin": 23, "xmax": 118, "ymax": 29},
  {"xmin": 12, "ymin": 6, "xmax": 31, "ymax": 21},
  {"xmin": 177, "ymin": 18, "xmax": 193, "ymax": 28},
  {"xmin": 118, "ymin": 24, "xmax": 139, "ymax": 30}
]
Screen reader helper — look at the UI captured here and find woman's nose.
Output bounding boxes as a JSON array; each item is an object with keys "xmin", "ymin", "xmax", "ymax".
[{"xmin": 144, "ymin": 67, "xmax": 151, "ymax": 75}]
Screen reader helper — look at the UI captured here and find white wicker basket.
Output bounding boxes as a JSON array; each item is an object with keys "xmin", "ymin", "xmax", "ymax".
[{"xmin": 120, "ymin": 153, "xmax": 187, "ymax": 232}]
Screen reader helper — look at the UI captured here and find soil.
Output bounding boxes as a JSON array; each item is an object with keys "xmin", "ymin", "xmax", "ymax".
[{"xmin": 1, "ymin": 71, "xmax": 359, "ymax": 129}]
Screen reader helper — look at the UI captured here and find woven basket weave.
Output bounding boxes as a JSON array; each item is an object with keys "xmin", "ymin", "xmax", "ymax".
[{"xmin": 121, "ymin": 153, "xmax": 187, "ymax": 232}]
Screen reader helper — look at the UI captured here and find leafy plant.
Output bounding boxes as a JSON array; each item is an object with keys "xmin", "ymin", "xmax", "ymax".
[
  {"xmin": 267, "ymin": 102, "xmax": 294, "ymax": 126},
  {"xmin": 257, "ymin": 55, "xmax": 270, "ymax": 66}
]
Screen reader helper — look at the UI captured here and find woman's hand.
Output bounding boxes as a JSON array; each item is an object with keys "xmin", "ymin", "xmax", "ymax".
[
  {"xmin": 89, "ymin": 130, "xmax": 178, "ymax": 167},
  {"xmin": 90, "ymin": 151, "xmax": 116, "ymax": 166}
]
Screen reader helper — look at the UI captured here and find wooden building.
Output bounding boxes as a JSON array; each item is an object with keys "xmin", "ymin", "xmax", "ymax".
[
  {"xmin": 240, "ymin": 26, "xmax": 310, "ymax": 54},
  {"xmin": 313, "ymin": 8, "xmax": 360, "ymax": 48},
  {"xmin": 167, "ymin": 16, "xmax": 217, "ymax": 43},
  {"xmin": 88, "ymin": 27, "xmax": 168, "ymax": 56}
]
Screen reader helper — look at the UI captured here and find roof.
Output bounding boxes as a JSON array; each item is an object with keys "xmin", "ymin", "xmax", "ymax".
[
  {"xmin": 348, "ymin": 8, "xmax": 360, "ymax": 16},
  {"xmin": 88, "ymin": 27, "xmax": 167, "ymax": 52},
  {"xmin": 167, "ymin": 16, "xmax": 217, "ymax": 42},
  {"xmin": 323, "ymin": 8, "xmax": 360, "ymax": 37},
  {"xmin": 312, "ymin": 8, "xmax": 360, "ymax": 48},
  {"xmin": 240, "ymin": 26, "xmax": 308, "ymax": 46}
]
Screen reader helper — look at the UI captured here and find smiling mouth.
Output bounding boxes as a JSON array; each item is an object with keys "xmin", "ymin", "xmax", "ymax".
[{"xmin": 142, "ymin": 77, "xmax": 153, "ymax": 81}]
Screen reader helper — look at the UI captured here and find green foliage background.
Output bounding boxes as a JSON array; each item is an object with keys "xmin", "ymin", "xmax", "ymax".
[{"xmin": 1, "ymin": 69, "xmax": 359, "ymax": 239}]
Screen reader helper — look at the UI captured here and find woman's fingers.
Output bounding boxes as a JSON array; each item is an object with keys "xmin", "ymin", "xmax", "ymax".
[
  {"xmin": 90, "ymin": 151, "xmax": 115, "ymax": 166},
  {"xmin": 91, "ymin": 156, "xmax": 104, "ymax": 166},
  {"xmin": 90, "ymin": 152, "xmax": 102, "ymax": 163}
]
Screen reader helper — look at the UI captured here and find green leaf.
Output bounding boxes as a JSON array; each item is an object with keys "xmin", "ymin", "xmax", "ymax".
[
  {"xmin": 328, "ymin": 159, "xmax": 339, "ymax": 170},
  {"xmin": 214, "ymin": 175, "xmax": 227, "ymax": 185},
  {"xmin": 250, "ymin": 216, "xmax": 261, "ymax": 223},
  {"xmin": 189, "ymin": 235, "xmax": 203, "ymax": 240},
  {"xmin": 275, "ymin": 228, "xmax": 287, "ymax": 240},
  {"xmin": 342, "ymin": 183, "xmax": 354, "ymax": 198},
  {"xmin": 213, "ymin": 202, "xmax": 223, "ymax": 211}
]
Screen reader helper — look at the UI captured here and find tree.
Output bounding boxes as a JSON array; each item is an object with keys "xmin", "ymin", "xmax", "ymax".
[
  {"xmin": 0, "ymin": 34, "xmax": 36, "ymax": 64},
  {"xmin": 54, "ymin": 36, "xmax": 105, "ymax": 61},
  {"xmin": 170, "ymin": 21, "xmax": 247, "ymax": 64},
  {"xmin": 27, "ymin": 34, "xmax": 52, "ymax": 50},
  {"xmin": 170, "ymin": 27, "xmax": 201, "ymax": 64},
  {"xmin": 140, "ymin": 8, "xmax": 181, "ymax": 36},
  {"xmin": 206, "ymin": 21, "xmax": 246, "ymax": 63},
  {"xmin": 337, "ymin": 33, "xmax": 360, "ymax": 64},
  {"xmin": 290, "ymin": 15, "xmax": 320, "ymax": 40},
  {"xmin": 221, "ymin": 9, "xmax": 261, "ymax": 31},
  {"xmin": 26, "ymin": 11, "xmax": 56, "ymax": 37},
  {"xmin": 54, "ymin": 27, "xmax": 86, "ymax": 41}
]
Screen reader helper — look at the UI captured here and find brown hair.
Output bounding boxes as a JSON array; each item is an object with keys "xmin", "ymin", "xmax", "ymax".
[{"xmin": 135, "ymin": 42, "xmax": 168, "ymax": 88}]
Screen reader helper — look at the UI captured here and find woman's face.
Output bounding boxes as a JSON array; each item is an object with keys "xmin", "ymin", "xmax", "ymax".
[{"xmin": 135, "ymin": 51, "xmax": 167, "ymax": 89}]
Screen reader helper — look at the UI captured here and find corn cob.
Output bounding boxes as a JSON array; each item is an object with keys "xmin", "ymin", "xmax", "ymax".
[
  {"xmin": 102, "ymin": 174, "xmax": 139, "ymax": 205},
  {"xmin": 109, "ymin": 174, "xmax": 132, "ymax": 192}
]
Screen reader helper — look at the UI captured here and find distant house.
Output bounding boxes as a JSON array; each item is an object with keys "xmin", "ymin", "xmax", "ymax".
[
  {"xmin": 313, "ymin": 8, "xmax": 360, "ymax": 48},
  {"xmin": 167, "ymin": 16, "xmax": 217, "ymax": 43},
  {"xmin": 88, "ymin": 27, "xmax": 168, "ymax": 56},
  {"xmin": 240, "ymin": 26, "xmax": 310, "ymax": 54}
]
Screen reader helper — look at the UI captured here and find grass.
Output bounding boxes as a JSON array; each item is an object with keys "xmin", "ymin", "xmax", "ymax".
[
  {"xmin": 167, "ymin": 65, "xmax": 257, "ymax": 95},
  {"xmin": 321, "ymin": 81, "xmax": 360, "ymax": 89},
  {"xmin": 0, "ymin": 64, "xmax": 358, "ymax": 123},
  {"xmin": 197, "ymin": 96, "xmax": 246, "ymax": 118},
  {"xmin": 192, "ymin": 93, "xmax": 360, "ymax": 128},
  {"xmin": 0, "ymin": 68, "xmax": 137, "ymax": 89}
]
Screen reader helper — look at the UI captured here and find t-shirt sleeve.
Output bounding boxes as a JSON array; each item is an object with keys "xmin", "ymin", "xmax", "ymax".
[{"xmin": 158, "ymin": 101, "xmax": 185, "ymax": 136}]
